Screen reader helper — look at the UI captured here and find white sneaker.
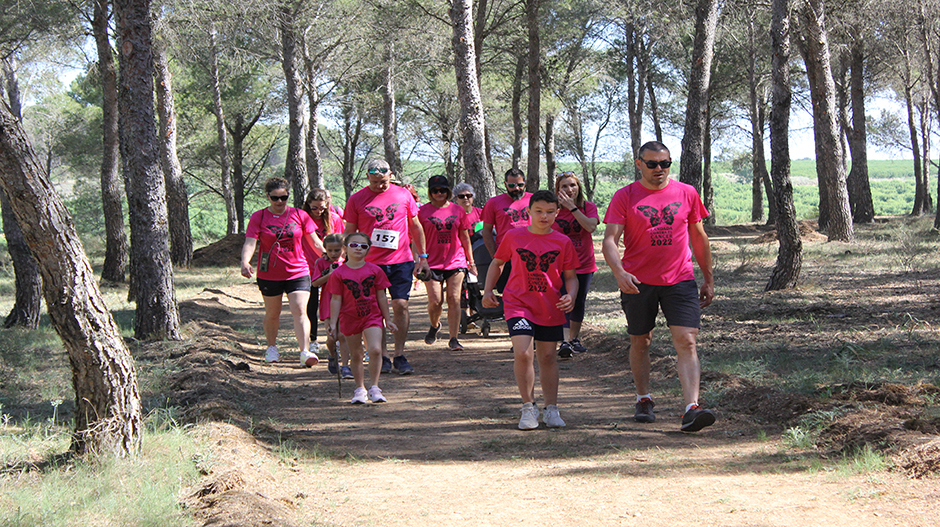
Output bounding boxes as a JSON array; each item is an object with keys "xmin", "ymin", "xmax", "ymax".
[
  {"xmin": 368, "ymin": 385, "xmax": 387, "ymax": 403},
  {"xmin": 300, "ymin": 349, "xmax": 319, "ymax": 367},
  {"xmin": 310, "ymin": 342, "xmax": 320, "ymax": 353},
  {"xmin": 264, "ymin": 346, "xmax": 279, "ymax": 363},
  {"xmin": 543, "ymin": 405, "xmax": 566, "ymax": 428},
  {"xmin": 351, "ymin": 387, "xmax": 368, "ymax": 404},
  {"xmin": 518, "ymin": 402, "xmax": 539, "ymax": 430}
]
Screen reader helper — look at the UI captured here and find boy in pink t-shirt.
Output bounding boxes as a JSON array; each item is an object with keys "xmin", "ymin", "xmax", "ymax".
[
  {"xmin": 328, "ymin": 233, "xmax": 397, "ymax": 404},
  {"xmin": 483, "ymin": 190, "xmax": 580, "ymax": 431}
]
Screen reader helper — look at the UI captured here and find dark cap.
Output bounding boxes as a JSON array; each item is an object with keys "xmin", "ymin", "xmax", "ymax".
[{"xmin": 427, "ymin": 175, "xmax": 451, "ymax": 190}]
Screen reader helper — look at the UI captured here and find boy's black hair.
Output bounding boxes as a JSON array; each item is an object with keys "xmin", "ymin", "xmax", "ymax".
[{"xmin": 529, "ymin": 189, "xmax": 559, "ymax": 208}]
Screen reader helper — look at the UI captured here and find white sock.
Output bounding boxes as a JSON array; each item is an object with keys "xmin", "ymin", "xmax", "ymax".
[
  {"xmin": 685, "ymin": 402, "xmax": 698, "ymax": 413},
  {"xmin": 636, "ymin": 394, "xmax": 652, "ymax": 403}
]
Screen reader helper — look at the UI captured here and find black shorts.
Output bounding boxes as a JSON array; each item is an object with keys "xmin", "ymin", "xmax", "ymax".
[
  {"xmin": 425, "ymin": 268, "xmax": 466, "ymax": 282},
  {"xmin": 620, "ymin": 280, "xmax": 701, "ymax": 335},
  {"xmin": 257, "ymin": 275, "xmax": 311, "ymax": 297},
  {"xmin": 507, "ymin": 317, "xmax": 564, "ymax": 342},
  {"xmin": 378, "ymin": 260, "xmax": 416, "ymax": 300},
  {"xmin": 561, "ymin": 272, "xmax": 594, "ymax": 324}
]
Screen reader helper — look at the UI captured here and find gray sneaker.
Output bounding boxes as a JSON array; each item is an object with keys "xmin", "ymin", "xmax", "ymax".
[
  {"xmin": 542, "ymin": 405, "xmax": 566, "ymax": 428},
  {"xmin": 518, "ymin": 402, "xmax": 539, "ymax": 430},
  {"xmin": 569, "ymin": 338, "xmax": 587, "ymax": 353},
  {"xmin": 634, "ymin": 398, "xmax": 656, "ymax": 423},
  {"xmin": 368, "ymin": 385, "xmax": 387, "ymax": 403}
]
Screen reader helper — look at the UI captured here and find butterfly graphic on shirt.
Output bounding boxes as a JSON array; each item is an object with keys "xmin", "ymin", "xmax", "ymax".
[
  {"xmin": 554, "ymin": 218, "xmax": 582, "ymax": 235},
  {"xmin": 502, "ymin": 207, "xmax": 530, "ymax": 223},
  {"xmin": 342, "ymin": 276, "xmax": 376, "ymax": 299},
  {"xmin": 265, "ymin": 221, "xmax": 299, "ymax": 240},
  {"xmin": 428, "ymin": 215, "xmax": 458, "ymax": 231},
  {"xmin": 364, "ymin": 204, "xmax": 399, "ymax": 222},
  {"xmin": 637, "ymin": 202, "xmax": 681, "ymax": 227},
  {"xmin": 516, "ymin": 249, "xmax": 561, "ymax": 272}
]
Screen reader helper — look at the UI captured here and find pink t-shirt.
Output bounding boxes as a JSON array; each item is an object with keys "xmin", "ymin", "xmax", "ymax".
[
  {"xmin": 326, "ymin": 262, "xmax": 392, "ymax": 336},
  {"xmin": 313, "ymin": 256, "xmax": 339, "ymax": 321},
  {"xmin": 482, "ymin": 192, "xmax": 532, "ymax": 247},
  {"xmin": 245, "ymin": 207, "xmax": 317, "ymax": 281},
  {"xmin": 310, "ymin": 210, "xmax": 344, "ymax": 241},
  {"xmin": 344, "ymin": 185, "xmax": 419, "ymax": 265},
  {"xmin": 552, "ymin": 201, "xmax": 599, "ymax": 274},
  {"xmin": 603, "ymin": 180, "xmax": 708, "ymax": 286},
  {"xmin": 466, "ymin": 206, "xmax": 483, "ymax": 231},
  {"xmin": 494, "ymin": 227, "xmax": 580, "ymax": 327},
  {"xmin": 419, "ymin": 202, "xmax": 470, "ymax": 270}
]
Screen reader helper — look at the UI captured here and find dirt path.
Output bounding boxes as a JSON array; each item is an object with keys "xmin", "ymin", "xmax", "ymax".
[{"xmin": 173, "ymin": 281, "xmax": 938, "ymax": 527}]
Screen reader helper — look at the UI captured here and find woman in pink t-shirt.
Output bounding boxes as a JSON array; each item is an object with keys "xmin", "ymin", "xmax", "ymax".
[
  {"xmin": 418, "ymin": 175, "xmax": 476, "ymax": 351},
  {"xmin": 241, "ymin": 177, "xmax": 325, "ymax": 367},
  {"xmin": 302, "ymin": 188, "xmax": 345, "ymax": 352},
  {"xmin": 552, "ymin": 172, "xmax": 600, "ymax": 358}
]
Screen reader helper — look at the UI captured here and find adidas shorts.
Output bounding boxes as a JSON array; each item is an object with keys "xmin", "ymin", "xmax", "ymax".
[{"xmin": 506, "ymin": 317, "xmax": 564, "ymax": 342}]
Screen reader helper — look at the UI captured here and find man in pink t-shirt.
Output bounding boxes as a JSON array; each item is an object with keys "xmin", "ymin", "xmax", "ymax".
[
  {"xmin": 602, "ymin": 141, "xmax": 716, "ymax": 433},
  {"xmin": 482, "ymin": 168, "xmax": 532, "ymax": 293},
  {"xmin": 343, "ymin": 159, "xmax": 430, "ymax": 375}
]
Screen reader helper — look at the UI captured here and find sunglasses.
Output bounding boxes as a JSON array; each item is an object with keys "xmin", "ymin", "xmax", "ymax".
[
  {"xmin": 556, "ymin": 171, "xmax": 576, "ymax": 177},
  {"xmin": 307, "ymin": 205, "xmax": 327, "ymax": 211},
  {"xmin": 505, "ymin": 182, "xmax": 525, "ymax": 189},
  {"xmin": 456, "ymin": 193, "xmax": 473, "ymax": 199},
  {"xmin": 639, "ymin": 158, "xmax": 672, "ymax": 169},
  {"xmin": 269, "ymin": 194, "xmax": 289, "ymax": 202},
  {"xmin": 431, "ymin": 188, "xmax": 449, "ymax": 194},
  {"xmin": 368, "ymin": 167, "xmax": 390, "ymax": 175},
  {"xmin": 347, "ymin": 242, "xmax": 370, "ymax": 249}
]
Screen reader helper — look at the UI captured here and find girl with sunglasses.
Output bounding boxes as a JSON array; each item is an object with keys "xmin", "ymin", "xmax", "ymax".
[
  {"xmin": 327, "ymin": 233, "xmax": 397, "ymax": 404},
  {"xmin": 241, "ymin": 177, "xmax": 325, "ymax": 366}
]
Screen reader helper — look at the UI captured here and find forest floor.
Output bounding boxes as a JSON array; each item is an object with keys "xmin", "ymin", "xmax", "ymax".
[{"xmin": 162, "ymin": 219, "xmax": 940, "ymax": 526}]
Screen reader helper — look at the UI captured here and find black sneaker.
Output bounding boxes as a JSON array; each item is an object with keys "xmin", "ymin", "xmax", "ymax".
[
  {"xmin": 381, "ymin": 356, "xmax": 392, "ymax": 374},
  {"xmin": 393, "ymin": 355, "xmax": 414, "ymax": 375},
  {"xmin": 634, "ymin": 398, "xmax": 656, "ymax": 423},
  {"xmin": 424, "ymin": 323, "xmax": 441, "ymax": 345},
  {"xmin": 558, "ymin": 341, "xmax": 574, "ymax": 360},
  {"xmin": 680, "ymin": 405, "xmax": 716, "ymax": 432},
  {"xmin": 327, "ymin": 357, "xmax": 338, "ymax": 375},
  {"xmin": 569, "ymin": 338, "xmax": 587, "ymax": 353},
  {"xmin": 448, "ymin": 337, "xmax": 463, "ymax": 351}
]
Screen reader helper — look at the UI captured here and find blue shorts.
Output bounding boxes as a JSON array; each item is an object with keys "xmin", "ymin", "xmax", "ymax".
[
  {"xmin": 257, "ymin": 276, "xmax": 311, "ymax": 297},
  {"xmin": 620, "ymin": 280, "xmax": 701, "ymax": 335},
  {"xmin": 507, "ymin": 317, "xmax": 564, "ymax": 342},
  {"xmin": 378, "ymin": 260, "xmax": 416, "ymax": 300}
]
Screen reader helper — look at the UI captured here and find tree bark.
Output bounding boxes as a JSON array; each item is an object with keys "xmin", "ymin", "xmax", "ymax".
[
  {"xmin": 227, "ymin": 107, "xmax": 262, "ymax": 233},
  {"xmin": 905, "ymin": 73, "xmax": 926, "ymax": 216},
  {"xmin": 382, "ymin": 43, "xmax": 402, "ymax": 177},
  {"xmin": 766, "ymin": 0, "xmax": 803, "ymax": 291},
  {"xmin": 92, "ymin": 0, "xmax": 128, "ymax": 283},
  {"xmin": 510, "ymin": 50, "xmax": 525, "ymax": 170},
  {"xmin": 279, "ymin": 1, "xmax": 307, "ymax": 207},
  {"xmin": 797, "ymin": 0, "xmax": 853, "ymax": 241},
  {"xmin": 544, "ymin": 112, "xmax": 556, "ymax": 180},
  {"xmin": 208, "ymin": 24, "xmax": 236, "ymax": 235},
  {"xmin": 703, "ymin": 102, "xmax": 714, "ymax": 225},
  {"xmin": 678, "ymin": 0, "xmax": 719, "ymax": 194},
  {"xmin": 1, "ymin": 57, "xmax": 41, "ymax": 328},
  {"xmin": 115, "ymin": 0, "xmax": 180, "ymax": 341},
  {"xmin": 846, "ymin": 40, "xmax": 874, "ymax": 223},
  {"xmin": 525, "ymin": 0, "xmax": 541, "ymax": 191},
  {"xmin": 451, "ymin": 0, "xmax": 495, "ymax": 202},
  {"xmin": 473, "ymin": 0, "xmax": 496, "ymax": 177},
  {"xmin": 624, "ymin": 22, "xmax": 645, "ymax": 180},
  {"xmin": 339, "ymin": 97, "xmax": 363, "ymax": 201},
  {"xmin": 153, "ymin": 36, "xmax": 192, "ymax": 267},
  {"xmin": 748, "ymin": 17, "xmax": 769, "ymax": 223},
  {"xmin": 305, "ymin": 89, "xmax": 324, "ymax": 191},
  {"xmin": 1, "ymin": 99, "xmax": 143, "ymax": 457}
]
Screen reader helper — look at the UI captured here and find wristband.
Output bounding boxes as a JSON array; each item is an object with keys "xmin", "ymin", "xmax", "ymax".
[
  {"xmin": 569, "ymin": 206, "xmax": 579, "ymax": 213},
  {"xmin": 418, "ymin": 253, "xmax": 429, "ymax": 258}
]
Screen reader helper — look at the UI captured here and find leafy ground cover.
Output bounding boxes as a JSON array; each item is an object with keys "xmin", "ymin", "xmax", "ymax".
[{"xmin": 1, "ymin": 216, "xmax": 939, "ymax": 526}]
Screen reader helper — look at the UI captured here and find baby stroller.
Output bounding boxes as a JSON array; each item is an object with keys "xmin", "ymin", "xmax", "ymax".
[{"xmin": 460, "ymin": 236, "xmax": 504, "ymax": 337}]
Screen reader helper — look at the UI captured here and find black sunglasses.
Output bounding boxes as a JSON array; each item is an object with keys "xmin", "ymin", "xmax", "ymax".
[
  {"xmin": 505, "ymin": 182, "xmax": 525, "ymax": 189},
  {"xmin": 639, "ymin": 158, "xmax": 672, "ymax": 169},
  {"xmin": 431, "ymin": 188, "xmax": 449, "ymax": 194},
  {"xmin": 456, "ymin": 193, "xmax": 473, "ymax": 199},
  {"xmin": 368, "ymin": 167, "xmax": 390, "ymax": 174},
  {"xmin": 269, "ymin": 194, "xmax": 289, "ymax": 202}
]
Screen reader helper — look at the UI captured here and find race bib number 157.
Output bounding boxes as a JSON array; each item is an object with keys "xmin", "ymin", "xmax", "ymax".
[{"xmin": 371, "ymin": 228, "xmax": 400, "ymax": 250}]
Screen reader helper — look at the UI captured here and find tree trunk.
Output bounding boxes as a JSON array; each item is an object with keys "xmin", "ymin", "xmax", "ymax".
[
  {"xmin": 901, "ymin": 59, "xmax": 925, "ymax": 216},
  {"xmin": 227, "ymin": 107, "xmax": 262, "ymax": 233},
  {"xmin": 306, "ymin": 90, "xmax": 324, "ymax": 191},
  {"xmin": 525, "ymin": 0, "xmax": 541, "ymax": 191},
  {"xmin": 153, "ymin": 35, "xmax": 192, "ymax": 267},
  {"xmin": 798, "ymin": 0, "xmax": 853, "ymax": 241},
  {"xmin": 544, "ymin": 112, "xmax": 556, "ymax": 180},
  {"xmin": 279, "ymin": 2, "xmax": 307, "ymax": 207},
  {"xmin": 678, "ymin": 0, "xmax": 719, "ymax": 194},
  {"xmin": 918, "ymin": 101, "xmax": 932, "ymax": 212},
  {"xmin": 115, "ymin": 0, "xmax": 180, "ymax": 341},
  {"xmin": 766, "ymin": 0, "xmax": 803, "ymax": 291},
  {"xmin": 1, "ymin": 57, "xmax": 41, "ymax": 328},
  {"xmin": 92, "ymin": 0, "xmax": 128, "ymax": 283},
  {"xmin": 510, "ymin": 50, "xmax": 525, "ymax": 170},
  {"xmin": 339, "ymin": 98, "xmax": 363, "ymax": 201},
  {"xmin": 748, "ymin": 18, "xmax": 766, "ymax": 223},
  {"xmin": 451, "ymin": 0, "xmax": 495, "ymax": 202},
  {"xmin": 0, "ymin": 101, "xmax": 143, "ymax": 457},
  {"xmin": 846, "ymin": 40, "xmax": 874, "ymax": 223},
  {"xmin": 703, "ymin": 102, "xmax": 714, "ymax": 225},
  {"xmin": 625, "ymin": 22, "xmax": 643, "ymax": 180},
  {"xmin": 918, "ymin": 4, "xmax": 940, "ymax": 229},
  {"xmin": 473, "ymin": 0, "xmax": 496, "ymax": 177},
  {"xmin": 382, "ymin": 43, "xmax": 402, "ymax": 177},
  {"xmin": 208, "ymin": 24, "xmax": 236, "ymax": 235}
]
